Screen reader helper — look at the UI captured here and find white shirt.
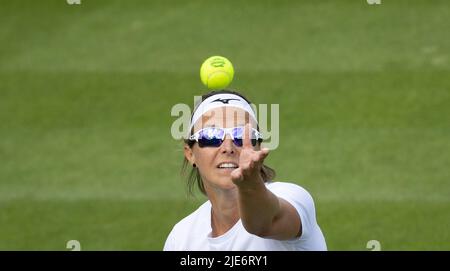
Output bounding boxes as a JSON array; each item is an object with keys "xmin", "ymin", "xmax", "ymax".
[{"xmin": 164, "ymin": 182, "xmax": 327, "ymax": 251}]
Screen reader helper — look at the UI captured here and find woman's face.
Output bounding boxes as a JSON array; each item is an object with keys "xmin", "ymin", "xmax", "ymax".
[{"xmin": 185, "ymin": 107, "xmax": 259, "ymax": 192}]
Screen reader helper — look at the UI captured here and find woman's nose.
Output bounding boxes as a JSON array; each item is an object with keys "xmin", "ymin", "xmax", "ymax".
[{"xmin": 220, "ymin": 136, "xmax": 235, "ymax": 154}]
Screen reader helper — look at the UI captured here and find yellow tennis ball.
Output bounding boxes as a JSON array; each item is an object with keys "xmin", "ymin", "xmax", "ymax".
[{"xmin": 200, "ymin": 56, "xmax": 234, "ymax": 89}]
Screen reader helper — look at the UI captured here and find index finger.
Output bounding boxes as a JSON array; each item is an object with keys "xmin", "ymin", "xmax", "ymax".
[{"xmin": 242, "ymin": 123, "xmax": 253, "ymax": 149}]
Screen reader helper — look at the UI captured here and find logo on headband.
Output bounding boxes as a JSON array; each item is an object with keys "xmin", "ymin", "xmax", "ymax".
[{"xmin": 211, "ymin": 98, "xmax": 240, "ymax": 104}]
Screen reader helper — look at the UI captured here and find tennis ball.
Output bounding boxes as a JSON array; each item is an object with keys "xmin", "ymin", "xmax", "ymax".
[{"xmin": 200, "ymin": 56, "xmax": 234, "ymax": 89}]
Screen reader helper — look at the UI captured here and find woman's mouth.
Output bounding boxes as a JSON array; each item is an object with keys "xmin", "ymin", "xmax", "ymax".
[{"xmin": 217, "ymin": 162, "xmax": 239, "ymax": 169}]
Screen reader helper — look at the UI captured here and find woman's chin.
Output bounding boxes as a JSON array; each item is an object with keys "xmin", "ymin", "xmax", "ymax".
[{"xmin": 211, "ymin": 176, "xmax": 237, "ymax": 191}]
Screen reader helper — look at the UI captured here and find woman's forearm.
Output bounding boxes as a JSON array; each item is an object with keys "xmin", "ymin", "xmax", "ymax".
[{"xmin": 237, "ymin": 180, "xmax": 281, "ymax": 237}]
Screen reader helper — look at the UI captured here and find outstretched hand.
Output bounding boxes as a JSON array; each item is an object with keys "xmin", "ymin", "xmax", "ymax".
[{"xmin": 231, "ymin": 124, "xmax": 269, "ymax": 188}]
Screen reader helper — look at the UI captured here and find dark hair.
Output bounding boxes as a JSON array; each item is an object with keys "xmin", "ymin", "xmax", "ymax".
[{"xmin": 181, "ymin": 89, "xmax": 276, "ymax": 196}]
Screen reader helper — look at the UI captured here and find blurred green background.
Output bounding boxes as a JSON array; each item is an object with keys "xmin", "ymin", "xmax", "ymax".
[{"xmin": 0, "ymin": 0, "xmax": 449, "ymax": 250}]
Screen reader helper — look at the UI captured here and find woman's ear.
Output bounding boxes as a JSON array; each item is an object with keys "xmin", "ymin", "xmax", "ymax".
[{"xmin": 184, "ymin": 144, "xmax": 195, "ymax": 166}]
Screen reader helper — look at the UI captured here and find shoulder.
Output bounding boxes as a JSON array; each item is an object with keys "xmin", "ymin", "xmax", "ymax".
[
  {"xmin": 266, "ymin": 181, "xmax": 314, "ymax": 206},
  {"xmin": 163, "ymin": 200, "xmax": 211, "ymax": 251},
  {"xmin": 266, "ymin": 181, "xmax": 311, "ymax": 193}
]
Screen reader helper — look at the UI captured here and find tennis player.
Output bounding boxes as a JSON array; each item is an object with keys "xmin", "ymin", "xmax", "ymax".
[{"xmin": 164, "ymin": 90, "xmax": 326, "ymax": 250}]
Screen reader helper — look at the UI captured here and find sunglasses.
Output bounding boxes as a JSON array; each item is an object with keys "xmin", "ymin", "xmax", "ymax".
[{"xmin": 189, "ymin": 126, "xmax": 263, "ymax": 148}]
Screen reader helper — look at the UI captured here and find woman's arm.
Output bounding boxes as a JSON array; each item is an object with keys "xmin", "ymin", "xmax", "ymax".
[
  {"xmin": 231, "ymin": 125, "xmax": 302, "ymax": 240},
  {"xmin": 237, "ymin": 180, "xmax": 302, "ymax": 240}
]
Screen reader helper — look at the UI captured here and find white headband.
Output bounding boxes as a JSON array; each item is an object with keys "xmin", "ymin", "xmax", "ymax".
[{"xmin": 189, "ymin": 93, "xmax": 257, "ymax": 133}]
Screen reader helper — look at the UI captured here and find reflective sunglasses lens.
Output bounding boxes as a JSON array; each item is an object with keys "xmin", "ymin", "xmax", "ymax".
[
  {"xmin": 195, "ymin": 127, "xmax": 260, "ymax": 148},
  {"xmin": 197, "ymin": 128, "xmax": 224, "ymax": 147},
  {"xmin": 232, "ymin": 127, "xmax": 244, "ymax": 138},
  {"xmin": 232, "ymin": 127, "xmax": 244, "ymax": 147},
  {"xmin": 198, "ymin": 138, "xmax": 223, "ymax": 147},
  {"xmin": 232, "ymin": 127, "xmax": 258, "ymax": 147}
]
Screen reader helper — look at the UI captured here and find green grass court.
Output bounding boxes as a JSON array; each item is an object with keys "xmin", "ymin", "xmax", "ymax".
[{"xmin": 0, "ymin": 0, "xmax": 449, "ymax": 250}]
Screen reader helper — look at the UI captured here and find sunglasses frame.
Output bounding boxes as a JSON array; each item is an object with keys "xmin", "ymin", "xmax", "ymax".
[{"xmin": 188, "ymin": 126, "xmax": 263, "ymax": 147}]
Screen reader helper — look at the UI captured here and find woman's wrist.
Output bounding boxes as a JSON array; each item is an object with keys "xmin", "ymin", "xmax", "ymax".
[{"xmin": 235, "ymin": 175, "xmax": 266, "ymax": 194}]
